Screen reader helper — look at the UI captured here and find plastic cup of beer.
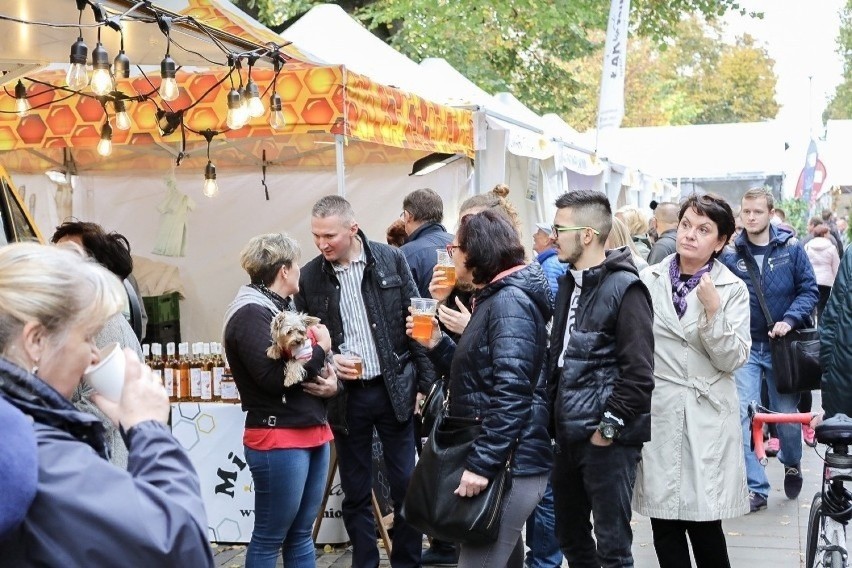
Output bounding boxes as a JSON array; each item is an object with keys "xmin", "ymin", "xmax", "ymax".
[
  {"xmin": 436, "ymin": 249, "xmax": 457, "ymax": 287},
  {"xmin": 338, "ymin": 343, "xmax": 363, "ymax": 378},
  {"xmin": 411, "ymin": 298, "xmax": 439, "ymax": 341}
]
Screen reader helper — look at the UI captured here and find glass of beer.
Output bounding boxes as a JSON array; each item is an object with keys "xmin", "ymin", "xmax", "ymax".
[
  {"xmin": 338, "ymin": 343, "xmax": 363, "ymax": 378},
  {"xmin": 411, "ymin": 298, "xmax": 439, "ymax": 341},
  {"xmin": 436, "ymin": 249, "xmax": 456, "ymax": 286}
]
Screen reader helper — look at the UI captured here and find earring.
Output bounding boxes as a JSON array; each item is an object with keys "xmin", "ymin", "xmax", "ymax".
[{"xmin": 31, "ymin": 364, "xmax": 39, "ymax": 375}]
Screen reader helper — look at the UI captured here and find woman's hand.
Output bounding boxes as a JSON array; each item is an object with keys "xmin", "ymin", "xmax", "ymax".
[
  {"xmin": 438, "ymin": 297, "xmax": 471, "ymax": 335},
  {"xmin": 303, "ymin": 364, "xmax": 339, "ymax": 398},
  {"xmin": 695, "ymin": 273, "xmax": 721, "ymax": 320},
  {"xmin": 92, "ymin": 349, "xmax": 169, "ymax": 430},
  {"xmin": 405, "ymin": 306, "xmax": 442, "ymax": 349},
  {"xmin": 428, "ymin": 269, "xmax": 453, "ymax": 303},
  {"xmin": 454, "ymin": 469, "xmax": 489, "ymax": 497},
  {"xmin": 310, "ymin": 323, "xmax": 332, "ymax": 352}
]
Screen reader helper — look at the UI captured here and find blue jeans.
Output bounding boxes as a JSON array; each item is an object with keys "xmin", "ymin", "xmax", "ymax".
[
  {"xmin": 735, "ymin": 342, "xmax": 802, "ymax": 498},
  {"xmin": 336, "ymin": 385, "xmax": 421, "ymax": 568},
  {"xmin": 524, "ymin": 482, "xmax": 563, "ymax": 568},
  {"xmin": 244, "ymin": 443, "xmax": 330, "ymax": 568},
  {"xmin": 552, "ymin": 440, "xmax": 641, "ymax": 568}
]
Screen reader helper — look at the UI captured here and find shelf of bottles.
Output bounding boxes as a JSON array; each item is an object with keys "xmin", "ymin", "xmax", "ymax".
[{"xmin": 142, "ymin": 341, "xmax": 239, "ymax": 403}]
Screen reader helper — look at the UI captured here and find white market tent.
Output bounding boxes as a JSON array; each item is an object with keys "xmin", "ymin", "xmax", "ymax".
[
  {"xmin": 283, "ymin": 4, "xmax": 610, "ymax": 240},
  {"xmin": 591, "ymin": 121, "xmax": 787, "ymax": 209}
]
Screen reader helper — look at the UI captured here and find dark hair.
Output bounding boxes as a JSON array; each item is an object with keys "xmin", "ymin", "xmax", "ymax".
[
  {"xmin": 386, "ymin": 219, "xmax": 408, "ymax": 247},
  {"xmin": 813, "ymin": 224, "xmax": 830, "ymax": 238},
  {"xmin": 678, "ymin": 194, "xmax": 736, "ymax": 257},
  {"xmin": 457, "ymin": 210, "xmax": 525, "ymax": 285},
  {"xmin": 51, "ymin": 220, "xmax": 133, "ymax": 279},
  {"xmin": 822, "ymin": 209, "xmax": 833, "ymax": 222},
  {"xmin": 554, "ymin": 190, "xmax": 612, "ymax": 243},
  {"xmin": 403, "ymin": 188, "xmax": 443, "ymax": 224},
  {"xmin": 809, "ymin": 216, "xmax": 824, "ymax": 227}
]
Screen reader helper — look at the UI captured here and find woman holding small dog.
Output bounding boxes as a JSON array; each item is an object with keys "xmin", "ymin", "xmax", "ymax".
[{"xmin": 223, "ymin": 233, "xmax": 339, "ymax": 568}]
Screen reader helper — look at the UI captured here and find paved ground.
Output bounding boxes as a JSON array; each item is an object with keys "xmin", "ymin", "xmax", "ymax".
[{"xmin": 214, "ymin": 422, "xmax": 823, "ymax": 567}]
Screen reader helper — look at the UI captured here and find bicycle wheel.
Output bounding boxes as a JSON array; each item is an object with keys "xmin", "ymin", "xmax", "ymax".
[{"xmin": 807, "ymin": 493, "xmax": 823, "ymax": 567}]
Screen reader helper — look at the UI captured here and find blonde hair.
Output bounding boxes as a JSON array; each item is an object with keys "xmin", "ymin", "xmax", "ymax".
[
  {"xmin": 0, "ymin": 243, "xmax": 124, "ymax": 354},
  {"xmin": 240, "ymin": 233, "xmax": 300, "ymax": 286},
  {"xmin": 459, "ymin": 185, "xmax": 522, "ymax": 235},
  {"xmin": 607, "ymin": 217, "xmax": 642, "ymax": 258},
  {"xmin": 615, "ymin": 206, "xmax": 649, "ymax": 236}
]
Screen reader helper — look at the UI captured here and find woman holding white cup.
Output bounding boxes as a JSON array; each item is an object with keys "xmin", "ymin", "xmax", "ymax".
[{"xmin": 0, "ymin": 243, "xmax": 212, "ymax": 565}]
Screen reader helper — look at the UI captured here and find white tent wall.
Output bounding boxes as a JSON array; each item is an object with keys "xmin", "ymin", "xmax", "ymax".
[{"xmin": 10, "ymin": 160, "xmax": 470, "ymax": 343}]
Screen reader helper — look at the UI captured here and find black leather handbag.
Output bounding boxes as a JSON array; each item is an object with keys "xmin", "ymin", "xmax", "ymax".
[
  {"xmin": 420, "ymin": 378, "xmax": 445, "ymax": 435},
  {"xmin": 401, "ymin": 390, "xmax": 513, "ymax": 545},
  {"xmin": 745, "ymin": 261, "xmax": 822, "ymax": 394}
]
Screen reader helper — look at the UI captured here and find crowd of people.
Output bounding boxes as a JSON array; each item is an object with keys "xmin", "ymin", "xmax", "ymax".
[{"xmin": 0, "ymin": 183, "xmax": 849, "ymax": 568}]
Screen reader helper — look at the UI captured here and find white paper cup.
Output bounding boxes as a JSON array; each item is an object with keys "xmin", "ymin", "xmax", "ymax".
[{"xmin": 83, "ymin": 342, "xmax": 126, "ymax": 402}]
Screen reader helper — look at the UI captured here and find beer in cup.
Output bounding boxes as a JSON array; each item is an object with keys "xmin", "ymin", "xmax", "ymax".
[{"xmin": 411, "ymin": 298, "xmax": 439, "ymax": 341}]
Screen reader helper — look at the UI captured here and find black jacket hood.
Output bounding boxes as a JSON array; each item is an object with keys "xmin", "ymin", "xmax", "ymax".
[{"xmin": 476, "ymin": 262, "xmax": 553, "ymax": 321}]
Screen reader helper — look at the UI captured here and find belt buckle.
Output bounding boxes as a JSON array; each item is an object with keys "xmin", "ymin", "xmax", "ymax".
[{"xmin": 267, "ymin": 415, "xmax": 277, "ymax": 426}]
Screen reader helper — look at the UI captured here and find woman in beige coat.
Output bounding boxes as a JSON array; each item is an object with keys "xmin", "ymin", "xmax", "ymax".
[{"xmin": 632, "ymin": 194, "xmax": 751, "ymax": 568}]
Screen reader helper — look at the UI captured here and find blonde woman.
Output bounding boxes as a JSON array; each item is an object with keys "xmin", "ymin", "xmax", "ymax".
[
  {"xmin": 616, "ymin": 206, "xmax": 652, "ymax": 260},
  {"xmin": 0, "ymin": 243, "xmax": 212, "ymax": 565},
  {"xmin": 607, "ymin": 217, "xmax": 649, "ymax": 271}
]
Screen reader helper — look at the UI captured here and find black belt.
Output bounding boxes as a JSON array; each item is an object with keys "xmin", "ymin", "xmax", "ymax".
[
  {"xmin": 245, "ymin": 411, "xmax": 291, "ymax": 428},
  {"xmin": 349, "ymin": 375, "xmax": 383, "ymax": 388}
]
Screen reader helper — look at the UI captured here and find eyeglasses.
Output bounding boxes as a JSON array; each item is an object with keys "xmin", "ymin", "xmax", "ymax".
[
  {"xmin": 551, "ymin": 224, "xmax": 600, "ymax": 236},
  {"xmin": 446, "ymin": 244, "xmax": 461, "ymax": 258}
]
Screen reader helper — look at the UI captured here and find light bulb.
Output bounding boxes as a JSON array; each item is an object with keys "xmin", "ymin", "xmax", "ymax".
[
  {"xmin": 14, "ymin": 81, "xmax": 30, "ymax": 118},
  {"xmin": 245, "ymin": 81, "xmax": 264, "ymax": 118},
  {"xmin": 159, "ymin": 55, "xmax": 179, "ymax": 102},
  {"xmin": 269, "ymin": 93, "xmax": 285, "ymax": 130},
  {"xmin": 97, "ymin": 123, "xmax": 113, "ymax": 157},
  {"xmin": 115, "ymin": 112, "xmax": 131, "ymax": 131},
  {"xmin": 66, "ymin": 36, "xmax": 89, "ymax": 90},
  {"xmin": 90, "ymin": 42, "xmax": 112, "ymax": 96},
  {"xmin": 203, "ymin": 161, "xmax": 218, "ymax": 197},
  {"xmin": 226, "ymin": 88, "xmax": 246, "ymax": 130}
]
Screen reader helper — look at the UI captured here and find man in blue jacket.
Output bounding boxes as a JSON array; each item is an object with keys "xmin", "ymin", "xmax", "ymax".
[
  {"xmin": 400, "ymin": 188, "xmax": 454, "ymax": 298},
  {"xmin": 533, "ymin": 222, "xmax": 567, "ymax": 301},
  {"xmin": 721, "ymin": 187, "xmax": 818, "ymax": 513}
]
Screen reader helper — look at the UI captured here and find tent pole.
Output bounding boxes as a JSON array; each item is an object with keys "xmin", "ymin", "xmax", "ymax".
[{"xmin": 335, "ymin": 135, "xmax": 346, "ymax": 197}]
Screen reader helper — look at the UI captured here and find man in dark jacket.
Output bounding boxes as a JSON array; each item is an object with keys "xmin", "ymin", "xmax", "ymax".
[
  {"xmin": 721, "ymin": 187, "xmax": 818, "ymax": 513},
  {"xmin": 821, "ymin": 243, "xmax": 852, "ymax": 418},
  {"xmin": 548, "ymin": 190, "xmax": 655, "ymax": 567},
  {"xmin": 647, "ymin": 202, "xmax": 679, "ymax": 264},
  {"xmin": 400, "ymin": 188, "xmax": 454, "ymax": 298},
  {"xmin": 295, "ymin": 195, "xmax": 435, "ymax": 568}
]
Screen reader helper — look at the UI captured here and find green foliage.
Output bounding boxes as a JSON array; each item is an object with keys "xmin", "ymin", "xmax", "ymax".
[
  {"xmin": 824, "ymin": 0, "xmax": 852, "ymax": 121},
  {"xmin": 229, "ymin": 1, "xmax": 768, "ymax": 125},
  {"xmin": 776, "ymin": 197, "xmax": 809, "ymax": 237},
  {"xmin": 565, "ymin": 17, "xmax": 778, "ymax": 129}
]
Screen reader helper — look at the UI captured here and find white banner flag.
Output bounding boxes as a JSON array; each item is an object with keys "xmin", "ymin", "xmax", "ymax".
[{"xmin": 597, "ymin": 0, "xmax": 631, "ymax": 134}]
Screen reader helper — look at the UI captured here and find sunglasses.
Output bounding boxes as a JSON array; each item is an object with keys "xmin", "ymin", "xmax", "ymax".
[{"xmin": 551, "ymin": 224, "xmax": 600, "ymax": 236}]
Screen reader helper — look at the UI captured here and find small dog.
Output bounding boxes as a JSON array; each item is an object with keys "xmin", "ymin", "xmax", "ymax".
[{"xmin": 267, "ymin": 311, "xmax": 320, "ymax": 387}]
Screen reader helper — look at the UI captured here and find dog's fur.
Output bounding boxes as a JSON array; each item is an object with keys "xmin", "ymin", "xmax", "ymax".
[{"xmin": 266, "ymin": 311, "xmax": 321, "ymax": 387}]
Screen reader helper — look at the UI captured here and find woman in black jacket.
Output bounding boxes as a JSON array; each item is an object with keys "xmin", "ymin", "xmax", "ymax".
[
  {"xmin": 222, "ymin": 233, "xmax": 339, "ymax": 568},
  {"xmin": 408, "ymin": 211, "xmax": 553, "ymax": 568}
]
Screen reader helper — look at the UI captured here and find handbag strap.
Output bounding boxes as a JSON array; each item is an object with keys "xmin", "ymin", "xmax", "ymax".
[{"xmin": 743, "ymin": 255, "xmax": 775, "ymax": 327}]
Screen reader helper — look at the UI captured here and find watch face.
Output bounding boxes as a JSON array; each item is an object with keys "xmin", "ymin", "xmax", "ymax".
[{"xmin": 601, "ymin": 424, "xmax": 616, "ymax": 440}]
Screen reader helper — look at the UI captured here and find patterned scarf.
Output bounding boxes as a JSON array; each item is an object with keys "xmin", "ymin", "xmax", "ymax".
[
  {"xmin": 250, "ymin": 282, "xmax": 291, "ymax": 312},
  {"xmin": 668, "ymin": 255, "xmax": 713, "ymax": 319}
]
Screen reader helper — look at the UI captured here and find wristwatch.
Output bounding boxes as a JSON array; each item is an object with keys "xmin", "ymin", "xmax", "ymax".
[{"xmin": 597, "ymin": 421, "xmax": 618, "ymax": 442}]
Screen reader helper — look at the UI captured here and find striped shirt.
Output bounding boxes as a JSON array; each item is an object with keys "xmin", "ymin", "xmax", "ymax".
[{"xmin": 333, "ymin": 240, "xmax": 382, "ymax": 379}]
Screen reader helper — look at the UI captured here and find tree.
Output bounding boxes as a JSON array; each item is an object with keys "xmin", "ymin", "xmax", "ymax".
[
  {"xmin": 563, "ymin": 17, "xmax": 779, "ymax": 129},
  {"xmin": 824, "ymin": 0, "xmax": 852, "ymax": 121},
  {"xmin": 230, "ymin": 0, "xmax": 756, "ymax": 119}
]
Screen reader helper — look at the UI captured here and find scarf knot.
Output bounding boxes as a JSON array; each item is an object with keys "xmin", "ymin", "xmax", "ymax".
[{"xmin": 668, "ymin": 256, "xmax": 713, "ymax": 319}]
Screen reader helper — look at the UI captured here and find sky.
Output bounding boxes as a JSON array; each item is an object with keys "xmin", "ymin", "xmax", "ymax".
[{"xmin": 724, "ymin": 0, "xmax": 846, "ymax": 193}]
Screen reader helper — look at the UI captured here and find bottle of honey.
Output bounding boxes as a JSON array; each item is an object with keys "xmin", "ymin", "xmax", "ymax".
[
  {"xmin": 177, "ymin": 342, "xmax": 191, "ymax": 402},
  {"xmin": 165, "ymin": 342, "xmax": 178, "ymax": 402}
]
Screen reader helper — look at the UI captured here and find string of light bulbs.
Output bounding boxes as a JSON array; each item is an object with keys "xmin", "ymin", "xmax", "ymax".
[{"xmin": 2, "ymin": 0, "xmax": 292, "ymax": 197}]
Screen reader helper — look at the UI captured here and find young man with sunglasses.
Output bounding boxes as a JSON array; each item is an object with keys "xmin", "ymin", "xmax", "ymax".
[{"xmin": 547, "ymin": 190, "xmax": 655, "ymax": 567}]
